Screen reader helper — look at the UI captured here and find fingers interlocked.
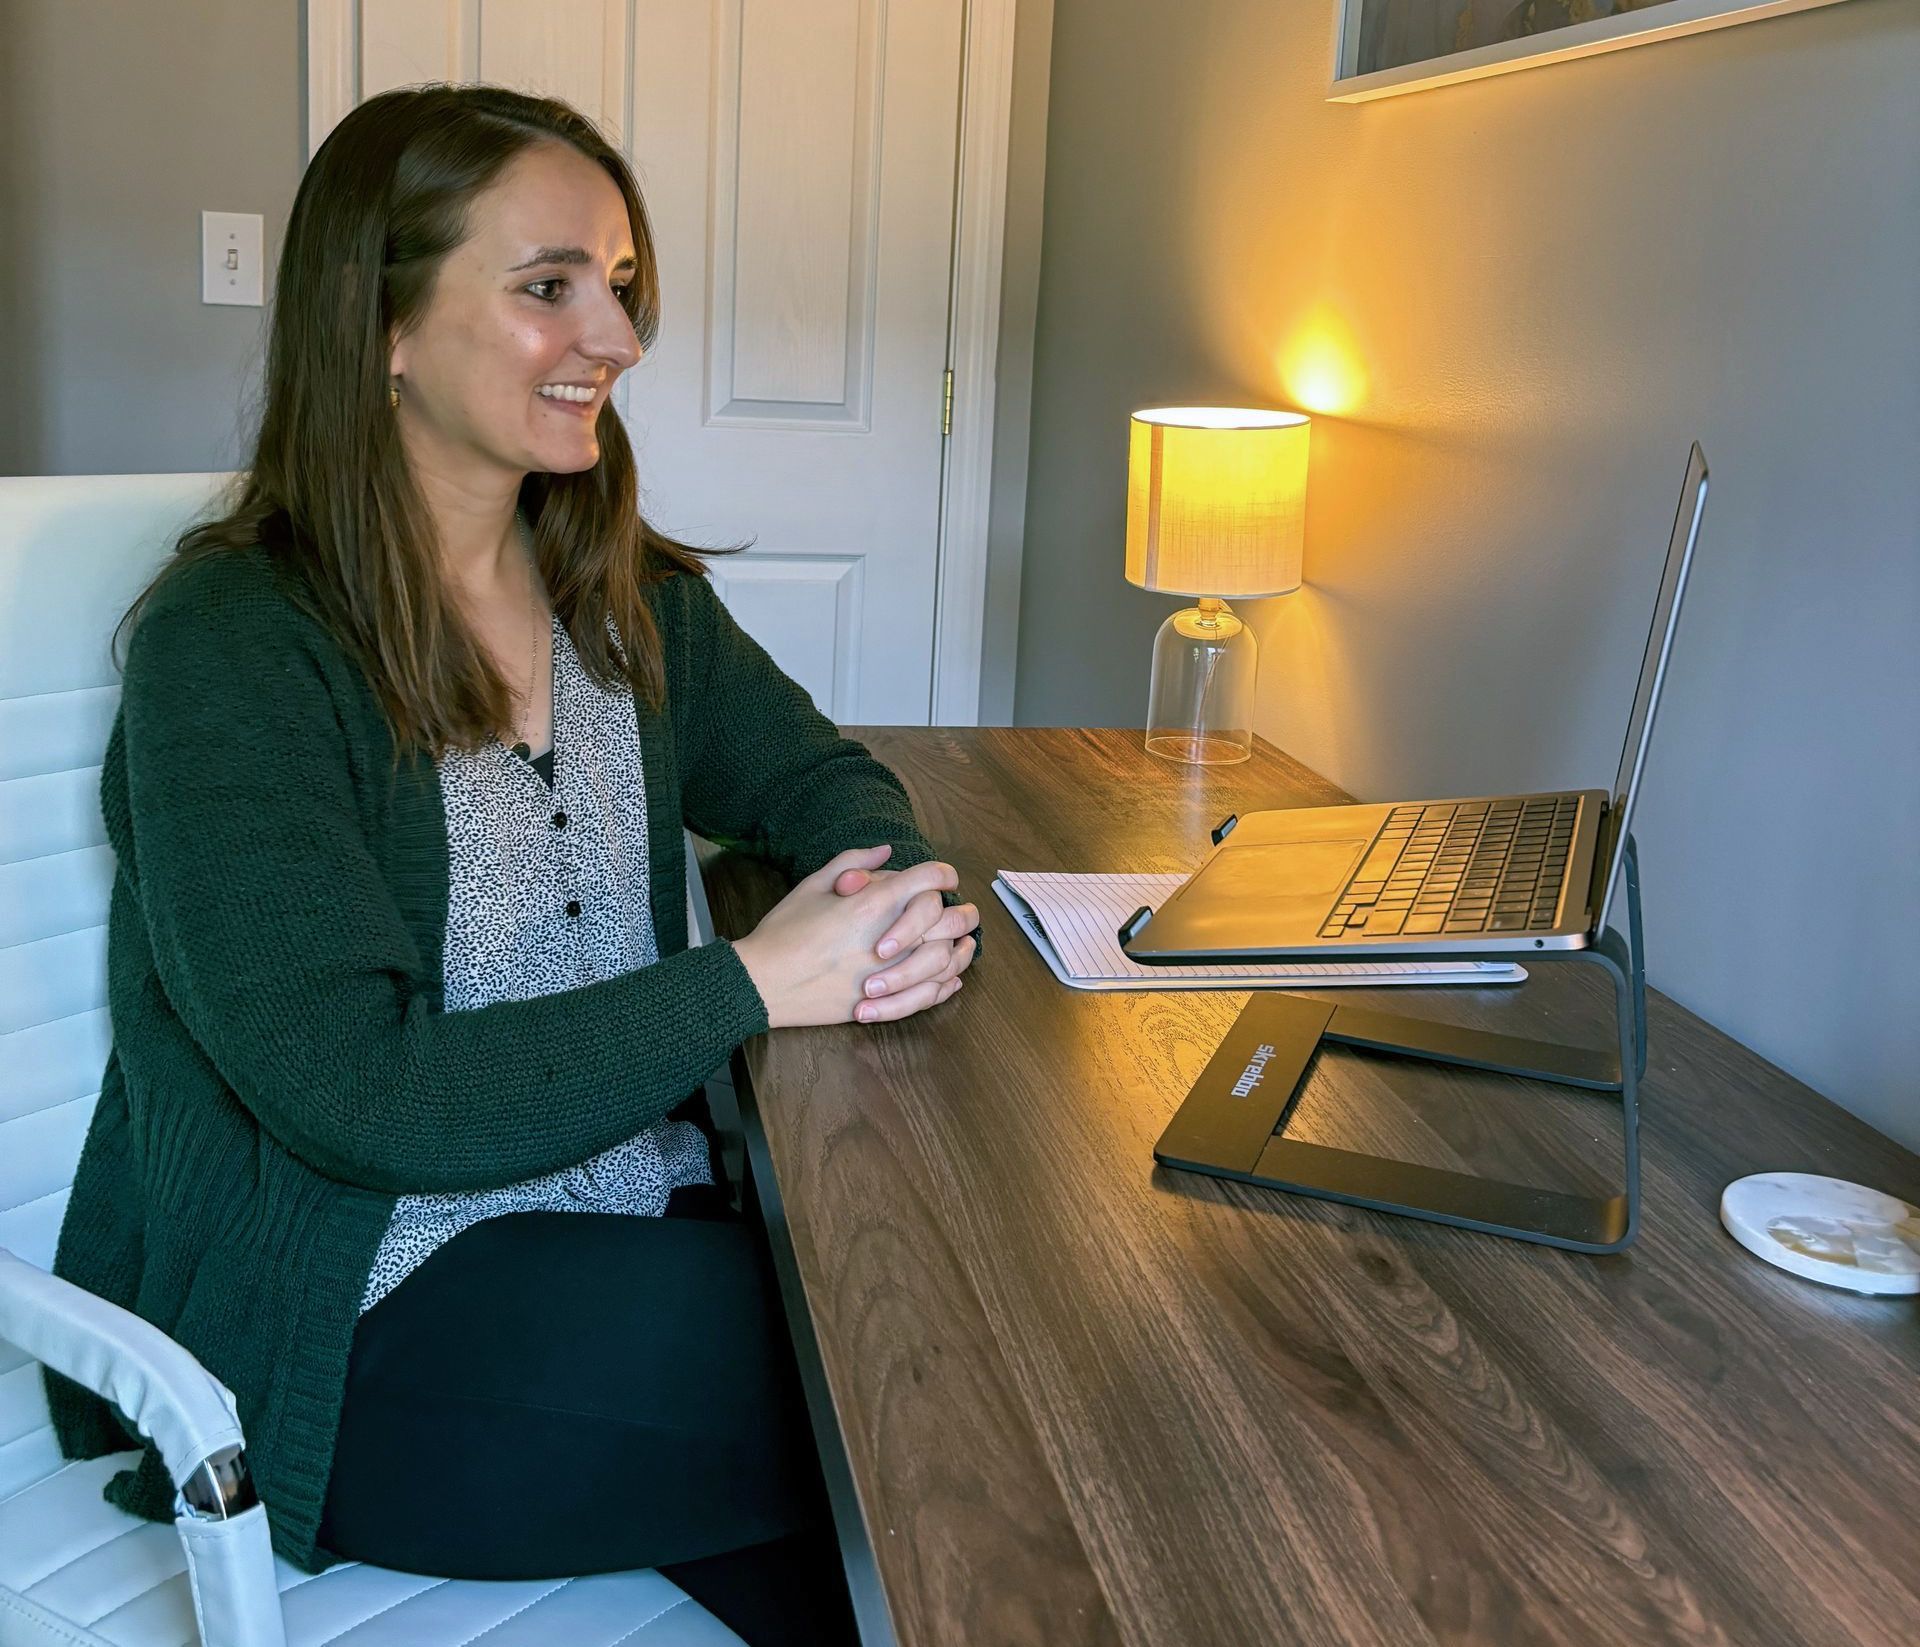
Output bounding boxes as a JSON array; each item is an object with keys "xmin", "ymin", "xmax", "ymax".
[
  {"xmin": 814, "ymin": 846, "xmax": 978, "ymax": 1025},
  {"xmin": 853, "ymin": 930, "xmax": 975, "ymax": 1023}
]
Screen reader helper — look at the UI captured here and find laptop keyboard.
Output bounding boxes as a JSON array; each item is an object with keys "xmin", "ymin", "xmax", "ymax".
[{"xmin": 1320, "ymin": 796, "xmax": 1577, "ymax": 940}]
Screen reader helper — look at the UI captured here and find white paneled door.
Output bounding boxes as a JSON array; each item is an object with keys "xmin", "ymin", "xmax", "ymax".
[{"xmin": 318, "ymin": 1, "xmax": 968, "ymax": 725}]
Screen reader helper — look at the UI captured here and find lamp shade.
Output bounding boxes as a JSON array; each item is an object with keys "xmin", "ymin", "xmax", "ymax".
[{"xmin": 1125, "ymin": 407, "xmax": 1310, "ymax": 597}]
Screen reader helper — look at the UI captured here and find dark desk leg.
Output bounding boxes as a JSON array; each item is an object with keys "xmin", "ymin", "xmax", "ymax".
[
  {"xmin": 688, "ymin": 843, "xmax": 895, "ymax": 1642},
  {"xmin": 720, "ymin": 1051, "xmax": 900, "ymax": 1647}
]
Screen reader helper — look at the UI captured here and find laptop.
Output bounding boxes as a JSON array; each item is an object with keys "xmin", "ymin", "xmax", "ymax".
[{"xmin": 1122, "ymin": 443, "xmax": 1709, "ymax": 964}]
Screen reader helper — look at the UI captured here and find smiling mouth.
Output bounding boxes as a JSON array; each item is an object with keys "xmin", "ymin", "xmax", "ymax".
[{"xmin": 535, "ymin": 385, "xmax": 601, "ymax": 415}]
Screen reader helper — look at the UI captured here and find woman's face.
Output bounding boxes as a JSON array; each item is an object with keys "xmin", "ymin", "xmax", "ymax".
[{"xmin": 388, "ymin": 142, "xmax": 642, "ymax": 484}]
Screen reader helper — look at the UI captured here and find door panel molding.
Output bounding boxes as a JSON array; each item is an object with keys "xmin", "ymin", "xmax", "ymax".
[
  {"xmin": 707, "ymin": 0, "xmax": 881, "ymax": 428},
  {"xmin": 708, "ymin": 554, "xmax": 865, "ymax": 721},
  {"xmin": 308, "ymin": 0, "xmax": 631, "ymax": 147}
]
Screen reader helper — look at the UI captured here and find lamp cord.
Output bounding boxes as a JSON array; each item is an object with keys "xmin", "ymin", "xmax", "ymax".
[{"xmin": 1191, "ymin": 607, "xmax": 1228, "ymax": 740}]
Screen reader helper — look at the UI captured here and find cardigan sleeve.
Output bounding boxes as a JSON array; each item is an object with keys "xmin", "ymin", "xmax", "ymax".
[
  {"xmin": 668, "ymin": 572, "xmax": 980, "ymax": 950},
  {"xmin": 672, "ymin": 571, "xmax": 944, "ymax": 881},
  {"xmin": 115, "ymin": 565, "xmax": 771, "ymax": 1197}
]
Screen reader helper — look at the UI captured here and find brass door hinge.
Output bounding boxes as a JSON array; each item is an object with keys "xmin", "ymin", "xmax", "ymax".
[{"xmin": 942, "ymin": 367, "xmax": 953, "ymax": 437}]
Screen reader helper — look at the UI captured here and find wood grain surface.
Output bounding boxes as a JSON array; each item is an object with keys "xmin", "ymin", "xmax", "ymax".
[{"xmin": 696, "ymin": 728, "xmax": 1920, "ymax": 1647}]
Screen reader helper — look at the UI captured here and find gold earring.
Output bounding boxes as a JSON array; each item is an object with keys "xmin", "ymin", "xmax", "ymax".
[{"xmin": 389, "ymin": 381, "xmax": 400, "ymax": 409}]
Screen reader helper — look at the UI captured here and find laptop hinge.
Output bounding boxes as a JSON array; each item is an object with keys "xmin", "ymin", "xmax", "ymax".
[{"xmin": 1584, "ymin": 799, "xmax": 1617, "ymax": 929}]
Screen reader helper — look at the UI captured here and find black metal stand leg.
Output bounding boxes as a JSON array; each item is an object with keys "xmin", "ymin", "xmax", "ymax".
[{"xmin": 1154, "ymin": 839, "xmax": 1647, "ymax": 1253}]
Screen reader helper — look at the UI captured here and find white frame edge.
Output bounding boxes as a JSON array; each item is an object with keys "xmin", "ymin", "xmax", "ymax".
[
  {"xmin": 1329, "ymin": 0, "xmax": 1854, "ymax": 104},
  {"xmin": 932, "ymin": 0, "xmax": 1023, "ymax": 727},
  {"xmin": 306, "ymin": 0, "xmax": 1031, "ymax": 731},
  {"xmin": 306, "ymin": 0, "xmax": 357, "ymax": 157}
]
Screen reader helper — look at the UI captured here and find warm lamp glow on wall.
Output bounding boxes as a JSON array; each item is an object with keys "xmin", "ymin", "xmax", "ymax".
[{"xmin": 1125, "ymin": 407, "xmax": 1310, "ymax": 764}]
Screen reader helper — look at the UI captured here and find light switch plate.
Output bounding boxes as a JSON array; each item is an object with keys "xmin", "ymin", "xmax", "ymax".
[{"xmin": 201, "ymin": 210, "xmax": 264, "ymax": 307}]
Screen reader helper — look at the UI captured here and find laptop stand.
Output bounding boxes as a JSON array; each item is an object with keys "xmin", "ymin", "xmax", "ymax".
[{"xmin": 1138, "ymin": 834, "xmax": 1648, "ymax": 1252}]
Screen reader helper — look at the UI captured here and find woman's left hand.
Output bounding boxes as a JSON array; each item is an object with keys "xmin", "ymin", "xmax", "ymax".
[
  {"xmin": 832, "ymin": 851, "xmax": 978, "ymax": 955},
  {"xmin": 831, "ymin": 848, "xmax": 980, "ymax": 1016}
]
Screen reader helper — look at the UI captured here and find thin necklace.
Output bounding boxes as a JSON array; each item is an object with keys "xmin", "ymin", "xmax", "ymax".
[{"xmin": 510, "ymin": 519, "xmax": 543, "ymax": 760}]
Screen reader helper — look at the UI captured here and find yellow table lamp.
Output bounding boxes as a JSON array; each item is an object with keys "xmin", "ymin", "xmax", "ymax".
[{"xmin": 1125, "ymin": 406, "xmax": 1310, "ymax": 764}]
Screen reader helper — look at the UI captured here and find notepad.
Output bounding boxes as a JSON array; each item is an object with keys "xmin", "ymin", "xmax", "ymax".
[{"xmin": 993, "ymin": 871, "xmax": 1525, "ymax": 992}]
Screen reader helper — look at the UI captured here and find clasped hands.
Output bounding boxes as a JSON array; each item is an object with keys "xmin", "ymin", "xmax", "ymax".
[
  {"xmin": 827, "ymin": 843, "xmax": 978, "ymax": 1024},
  {"xmin": 731, "ymin": 843, "xmax": 980, "ymax": 1030}
]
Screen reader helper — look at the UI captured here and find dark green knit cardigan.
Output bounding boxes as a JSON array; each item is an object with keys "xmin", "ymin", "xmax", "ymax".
[{"xmin": 48, "ymin": 545, "xmax": 947, "ymax": 1574}]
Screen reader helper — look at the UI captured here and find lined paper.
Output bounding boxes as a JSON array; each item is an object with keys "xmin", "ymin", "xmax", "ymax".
[{"xmin": 994, "ymin": 871, "xmax": 1524, "ymax": 992}]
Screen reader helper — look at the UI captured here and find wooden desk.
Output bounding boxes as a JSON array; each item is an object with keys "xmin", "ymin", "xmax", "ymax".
[{"xmin": 694, "ymin": 728, "xmax": 1920, "ymax": 1647}]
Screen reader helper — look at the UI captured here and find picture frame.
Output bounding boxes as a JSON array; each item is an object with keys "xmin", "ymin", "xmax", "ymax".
[{"xmin": 1330, "ymin": 0, "xmax": 1854, "ymax": 103}]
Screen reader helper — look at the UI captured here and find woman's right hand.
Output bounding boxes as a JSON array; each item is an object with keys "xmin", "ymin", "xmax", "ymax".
[{"xmin": 732, "ymin": 846, "xmax": 966, "ymax": 1029}]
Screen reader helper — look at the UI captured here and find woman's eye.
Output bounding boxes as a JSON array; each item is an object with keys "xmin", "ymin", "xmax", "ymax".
[{"xmin": 527, "ymin": 278, "xmax": 632, "ymax": 303}]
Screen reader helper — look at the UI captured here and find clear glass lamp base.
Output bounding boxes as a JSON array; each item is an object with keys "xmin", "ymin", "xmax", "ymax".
[
  {"xmin": 1144, "ymin": 729, "xmax": 1253, "ymax": 764},
  {"xmin": 1144, "ymin": 598, "xmax": 1257, "ymax": 765}
]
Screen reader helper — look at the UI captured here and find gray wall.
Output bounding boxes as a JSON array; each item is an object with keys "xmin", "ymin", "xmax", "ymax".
[
  {"xmin": 1017, "ymin": 0, "xmax": 1920, "ymax": 1148},
  {"xmin": 0, "ymin": 0, "xmax": 301, "ymax": 475}
]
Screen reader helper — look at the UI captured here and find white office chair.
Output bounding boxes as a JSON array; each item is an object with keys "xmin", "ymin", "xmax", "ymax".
[{"xmin": 0, "ymin": 475, "xmax": 744, "ymax": 1647}]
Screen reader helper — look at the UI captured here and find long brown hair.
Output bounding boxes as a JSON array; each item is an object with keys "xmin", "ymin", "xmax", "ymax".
[{"xmin": 123, "ymin": 83, "xmax": 722, "ymax": 755}]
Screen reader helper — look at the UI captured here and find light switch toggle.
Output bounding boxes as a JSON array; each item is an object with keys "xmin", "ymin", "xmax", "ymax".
[{"xmin": 202, "ymin": 211, "xmax": 264, "ymax": 307}]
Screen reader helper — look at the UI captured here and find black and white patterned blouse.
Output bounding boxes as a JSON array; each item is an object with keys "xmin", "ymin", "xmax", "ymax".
[{"xmin": 360, "ymin": 612, "xmax": 711, "ymax": 1313}]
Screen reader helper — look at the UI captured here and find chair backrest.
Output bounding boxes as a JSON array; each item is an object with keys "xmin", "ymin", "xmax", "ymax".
[
  {"xmin": 0, "ymin": 473, "xmax": 234, "ymax": 1275},
  {"xmin": 1, "ymin": 473, "xmax": 233, "ymax": 1496}
]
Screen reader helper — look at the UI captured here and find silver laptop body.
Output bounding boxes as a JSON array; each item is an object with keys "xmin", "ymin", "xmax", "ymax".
[{"xmin": 1122, "ymin": 444, "xmax": 1710, "ymax": 962}]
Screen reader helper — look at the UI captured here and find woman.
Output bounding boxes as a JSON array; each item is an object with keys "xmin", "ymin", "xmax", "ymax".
[{"xmin": 47, "ymin": 83, "xmax": 977, "ymax": 1643}]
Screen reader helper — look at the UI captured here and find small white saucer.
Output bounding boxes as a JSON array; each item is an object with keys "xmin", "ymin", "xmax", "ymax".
[{"xmin": 1720, "ymin": 1173, "xmax": 1920, "ymax": 1295}]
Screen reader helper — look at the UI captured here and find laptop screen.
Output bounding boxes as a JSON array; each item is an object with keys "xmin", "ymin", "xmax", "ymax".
[{"xmin": 1596, "ymin": 443, "xmax": 1709, "ymax": 931}]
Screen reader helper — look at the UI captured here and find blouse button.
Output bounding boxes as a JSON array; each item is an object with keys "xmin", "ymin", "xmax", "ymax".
[
  {"xmin": 565, "ymin": 899, "xmax": 582, "ymax": 918},
  {"xmin": 551, "ymin": 811, "xmax": 568, "ymax": 829}
]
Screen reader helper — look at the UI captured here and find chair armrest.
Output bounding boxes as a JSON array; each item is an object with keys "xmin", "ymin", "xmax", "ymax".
[
  {"xmin": 0, "ymin": 1246, "xmax": 245, "ymax": 1500},
  {"xmin": 0, "ymin": 1248, "xmax": 287, "ymax": 1646}
]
